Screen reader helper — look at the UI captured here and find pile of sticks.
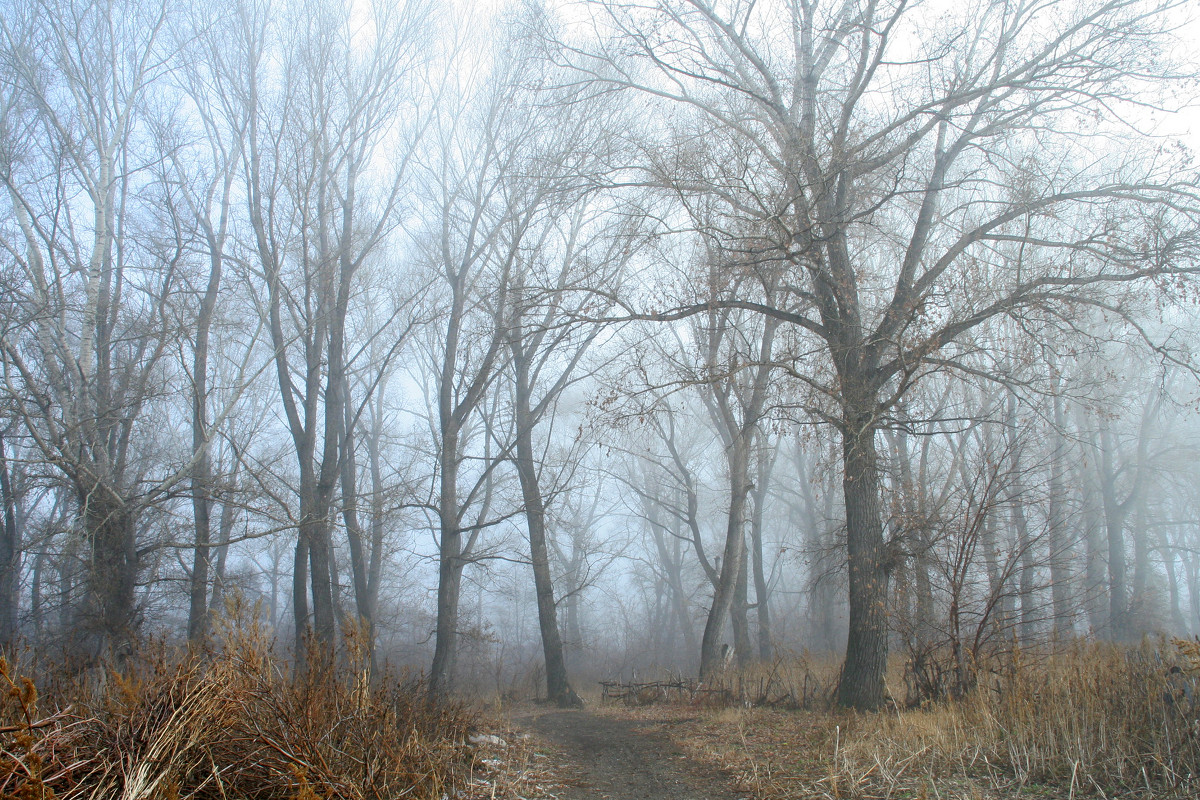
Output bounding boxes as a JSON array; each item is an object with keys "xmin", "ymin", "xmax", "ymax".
[{"xmin": 599, "ymin": 678, "xmax": 734, "ymax": 706}]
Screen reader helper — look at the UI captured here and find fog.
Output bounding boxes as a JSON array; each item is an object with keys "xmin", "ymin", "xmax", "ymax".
[{"xmin": 1, "ymin": 0, "xmax": 1199, "ymax": 711}]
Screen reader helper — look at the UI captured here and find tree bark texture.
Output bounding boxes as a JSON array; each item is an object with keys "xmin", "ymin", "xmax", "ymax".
[{"xmin": 837, "ymin": 414, "xmax": 890, "ymax": 711}]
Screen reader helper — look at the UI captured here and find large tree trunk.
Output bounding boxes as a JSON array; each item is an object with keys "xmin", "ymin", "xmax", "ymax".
[
  {"xmin": 365, "ymin": 394, "xmax": 388, "ymax": 624},
  {"xmin": 430, "ymin": 430, "xmax": 463, "ymax": 697},
  {"xmin": 293, "ymin": 536, "xmax": 310, "ymax": 640},
  {"xmin": 78, "ymin": 481, "xmax": 138, "ymax": 661},
  {"xmin": 187, "ymin": 450, "xmax": 213, "ymax": 643},
  {"xmin": 1047, "ymin": 376, "xmax": 1072, "ymax": 639},
  {"xmin": 187, "ymin": 229, "xmax": 223, "ymax": 643},
  {"xmin": 186, "ymin": 160, "xmax": 234, "ymax": 643},
  {"xmin": 1097, "ymin": 424, "xmax": 1129, "ymax": 641},
  {"xmin": 429, "ymin": 543, "xmax": 463, "ymax": 697},
  {"xmin": 698, "ymin": 437, "xmax": 751, "ymax": 682},
  {"xmin": 1006, "ymin": 395, "xmax": 1035, "ymax": 645},
  {"xmin": 301, "ymin": 504, "xmax": 337, "ymax": 647},
  {"xmin": 731, "ymin": 540, "xmax": 752, "ymax": 668},
  {"xmin": 512, "ymin": 354, "xmax": 579, "ymax": 706},
  {"xmin": 340, "ymin": 398, "xmax": 375, "ymax": 649},
  {"xmin": 837, "ymin": 411, "xmax": 890, "ymax": 711},
  {"xmin": 749, "ymin": 452, "xmax": 774, "ymax": 661},
  {"xmin": 0, "ymin": 433, "xmax": 19, "ymax": 648},
  {"xmin": 208, "ymin": 485, "xmax": 236, "ymax": 620}
]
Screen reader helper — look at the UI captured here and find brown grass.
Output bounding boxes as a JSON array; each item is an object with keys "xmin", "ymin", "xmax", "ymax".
[
  {"xmin": 0, "ymin": 622, "xmax": 550, "ymax": 800},
  {"xmin": 642, "ymin": 639, "xmax": 1200, "ymax": 799}
]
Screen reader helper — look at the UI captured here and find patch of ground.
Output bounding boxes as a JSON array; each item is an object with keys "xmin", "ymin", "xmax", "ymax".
[{"xmin": 512, "ymin": 706, "xmax": 745, "ymax": 800}]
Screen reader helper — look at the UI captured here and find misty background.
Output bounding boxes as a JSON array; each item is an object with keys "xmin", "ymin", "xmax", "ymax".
[{"xmin": 1, "ymin": 0, "xmax": 1199, "ymax": 711}]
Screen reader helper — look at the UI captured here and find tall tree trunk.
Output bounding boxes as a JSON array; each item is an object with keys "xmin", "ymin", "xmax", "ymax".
[
  {"xmin": 698, "ymin": 436, "xmax": 751, "ymax": 682},
  {"xmin": 187, "ymin": 217, "xmax": 225, "ymax": 643},
  {"xmin": 340, "ymin": 396, "xmax": 375, "ymax": 652},
  {"xmin": 0, "ymin": 433, "xmax": 19, "ymax": 648},
  {"xmin": 1130, "ymin": 499, "xmax": 1150, "ymax": 625},
  {"xmin": 512, "ymin": 350, "xmax": 578, "ymax": 706},
  {"xmin": 731, "ymin": 537, "xmax": 752, "ymax": 668},
  {"xmin": 430, "ymin": 427, "xmax": 463, "ymax": 697},
  {"xmin": 1097, "ymin": 424, "xmax": 1128, "ymax": 641},
  {"xmin": 837, "ymin": 408, "xmax": 890, "ymax": 711},
  {"xmin": 208, "ymin": 487, "xmax": 236, "ymax": 620},
  {"xmin": 293, "ymin": 535, "xmax": 310, "ymax": 640},
  {"xmin": 1047, "ymin": 372, "xmax": 1072, "ymax": 639},
  {"xmin": 749, "ymin": 449, "xmax": 774, "ymax": 661},
  {"xmin": 1161, "ymin": 527, "xmax": 1187, "ymax": 633},
  {"xmin": 1006, "ymin": 394, "xmax": 1035, "ymax": 645},
  {"xmin": 79, "ymin": 481, "xmax": 137, "ymax": 661}
]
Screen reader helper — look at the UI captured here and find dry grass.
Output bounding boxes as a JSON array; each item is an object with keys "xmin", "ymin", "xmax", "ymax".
[
  {"xmin": 642, "ymin": 639, "xmax": 1200, "ymax": 799},
  {"xmin": 0, "ymin": 622, "xmax": 553, "ymax": 800}
]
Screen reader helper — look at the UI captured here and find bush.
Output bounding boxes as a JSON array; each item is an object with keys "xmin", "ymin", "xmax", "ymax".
[{"xmin": 0, "ymin": 627, "xmax": 484, "ymax": 800}]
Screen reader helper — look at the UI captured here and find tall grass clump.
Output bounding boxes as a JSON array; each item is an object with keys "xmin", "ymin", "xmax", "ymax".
[
  {"xmin": 833, "ymin": 638, "xmax": 1200, "ymax": 797},
  {"xmin": 0, "ymin": 623, "xmax": 488, "ymax": 799}
]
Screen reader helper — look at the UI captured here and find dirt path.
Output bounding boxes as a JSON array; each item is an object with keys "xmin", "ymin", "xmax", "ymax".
[{"xmin": 513, "ymin": 708, "xmax": 743, "ymax": 800}]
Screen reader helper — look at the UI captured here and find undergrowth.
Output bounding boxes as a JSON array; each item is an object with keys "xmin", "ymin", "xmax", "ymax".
[
  {"xmin": 663, "ymin": 639, "xmax": 1200, "ymax": 799},
  {"xmin": 0, "ymin": 621, "xmax": 530, "ymax": 800}
]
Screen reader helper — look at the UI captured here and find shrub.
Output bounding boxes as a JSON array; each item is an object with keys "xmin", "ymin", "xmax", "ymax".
[{"xmin": 0, "ymin": 627, "xmax": 487, "ymax": 800}]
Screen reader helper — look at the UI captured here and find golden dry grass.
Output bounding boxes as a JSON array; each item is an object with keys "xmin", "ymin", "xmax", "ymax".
[
  {"xmin": 0, "ymin": 622, "xmax": 552, "ymax": 800},
  {"xmin": 631, "ymin": 640, "xmax": 1200, "ymax": 800}
]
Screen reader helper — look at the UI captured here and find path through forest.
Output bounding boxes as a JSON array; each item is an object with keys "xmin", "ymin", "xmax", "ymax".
[{"xmin": 514, "ymin": 708, "xmax": 743, "ymax": 800}]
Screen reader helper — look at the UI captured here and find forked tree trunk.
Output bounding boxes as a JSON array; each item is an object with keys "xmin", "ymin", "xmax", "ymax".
[
  {"xmin": 79, "ymin": 482, "xmax": 138, "ymax": 660},
  {"xmin": 698, "ymin": 438, "xmax": 751, "ymax": 682}
]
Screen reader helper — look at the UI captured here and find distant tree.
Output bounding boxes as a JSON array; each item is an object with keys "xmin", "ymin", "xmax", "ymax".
[{"xmin": 226, "ymin": 0, "xmax": 427, "ymax": 649}]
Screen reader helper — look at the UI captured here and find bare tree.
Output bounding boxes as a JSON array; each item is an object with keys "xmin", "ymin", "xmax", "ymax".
[
  {"xmin": 565, "ymin": 0, "xmax": 1200, "ymax": 708},
  {"xmin": 0, "ymin": 428, "xmax": 19, "ymax": 646},
  {"xmin": 229, "ymin": 0, "xmax": 427, "ymax": 648},
  {"xmin": 507, "ymin": 199, "xmax": 632, "ymax": 704},
  {"xmin": 419, "ymin": 43, "xmax": 522, "ymax": 696},
  {"xmin": 0, "ymin": 0, "xmax": 188, "ymax": 659}
]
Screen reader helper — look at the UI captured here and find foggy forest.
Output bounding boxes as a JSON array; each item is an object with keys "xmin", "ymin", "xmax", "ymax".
[{"xmin": 2, "ymin": 0, "xmax": 1200, "ymax": 798}]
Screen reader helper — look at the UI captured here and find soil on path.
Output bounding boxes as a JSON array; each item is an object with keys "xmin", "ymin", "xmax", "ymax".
[{"xmin": 513, "ymin": 707, "xmax": 743, "ymax": 800}]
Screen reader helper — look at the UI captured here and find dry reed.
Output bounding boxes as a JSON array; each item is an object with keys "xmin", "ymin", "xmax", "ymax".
[
  {"xmin": 0, "ymin": 621, "xmax": 533, "ymax": 800},
  {"xmin": 664, "ymin": 639, "xmax": 1200, "ymax": 799}
]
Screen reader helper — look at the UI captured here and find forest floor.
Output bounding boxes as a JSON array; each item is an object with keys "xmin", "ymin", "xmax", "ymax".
[
  {"xmin": 509, "ymin": 704, "xmax": 745, "ymax": 800},
  {"xmin": 503, "ymin": 697, "xmax": 1193, "ymax": 800}
]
